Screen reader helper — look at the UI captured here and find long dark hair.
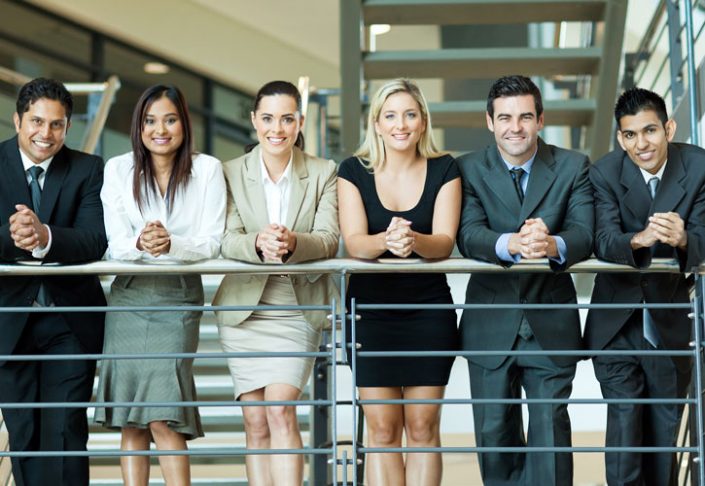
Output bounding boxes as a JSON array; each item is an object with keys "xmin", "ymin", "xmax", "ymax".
[
  {"xmin": 245, "ymin": 80, "xmax": 305, "ymax": 153},
  {"xmin": 130, "ymin": 84, "xmax": 194, "ymax": 213}
]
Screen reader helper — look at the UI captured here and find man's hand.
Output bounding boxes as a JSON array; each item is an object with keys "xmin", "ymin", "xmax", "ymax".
[
  {"xmin": 385, "ymin": 216, "xmax": 415, "ymax": 258},
  {"xmin": 508, "ymin": 218, "xmax": 557, "ymax": 259},
  {"xmin": 649, "ymin": 212, "xmax": 687, "ymax": 249},
  {"xmin": 631, "ymin": 212, "xmax": 687, "ymax": 250},
  {"xmin": 255, "ymin": 223, "xmax": 294, "ymax": 263},
  {"xmin": 138, "ymin": 220, "xmax": 171, "ymax": 257},
  {"xmin": 9, "ymin": 204, "xmax": 48, "ymax": 251}
]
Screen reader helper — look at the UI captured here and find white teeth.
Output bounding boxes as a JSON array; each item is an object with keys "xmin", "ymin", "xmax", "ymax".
[
  {"xmin": 33, "ymin": 141, "xmax": 51, "ymax": 148},
  {"xmin": 269, "ymin": 138, "xmax": 285, "ymax": 143}
]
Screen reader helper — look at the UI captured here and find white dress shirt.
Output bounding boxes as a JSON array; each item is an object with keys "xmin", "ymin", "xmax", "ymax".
[
  {"xmin": 101, "ymin": 152, "xmax": 226, "ymax": 261},
  {"xmin": 19, "ymin": 149, "xmax": 53, "ymax": 259},
  {"xmin": 639, "ymin": 160, "xmax": 667, "ymax": 185},
  {"xmin": 260, "ymin": 153, "xmax": 293, "ymax": 225}
]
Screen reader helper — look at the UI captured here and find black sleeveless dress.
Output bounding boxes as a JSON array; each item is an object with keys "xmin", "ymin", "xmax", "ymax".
[{"xmin": 338, "ymin": 155, "xmax": 460, "ymax": 387}]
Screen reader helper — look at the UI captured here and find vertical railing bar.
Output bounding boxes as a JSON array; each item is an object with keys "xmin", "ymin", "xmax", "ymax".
[
  {"xmin": 696, "ymin": 272, "xmax": 705, "ymax": 484},
  {"xmin": 683, "ymin": 0, "xmax": 701, "ymax": 145},
  {"xmin": 351, "ymin": 297, "xmax": 359, "ymax": 486},
  {"xmin": 331, "ymin": 297, "xmax": 339, "ymax": 486}
]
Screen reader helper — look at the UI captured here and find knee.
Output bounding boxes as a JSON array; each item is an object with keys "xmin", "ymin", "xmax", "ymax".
[
  {"xmin": 405, "ymin": 414, "xmax": 440, "ymax": 445},
  {"xmin": 365, "ymin": 414, "xmax": 403, "ymax": 447},
  {"xmin": 244, "ymin": 409, "xmax": 271, "ymax": 442},
  {"xmin": 148, "ymin": 421, "xmax": 175, "ymax": 442},
  {"xmin": 265, "ymin": 405, "xmax": 297, "ymax": 434}
]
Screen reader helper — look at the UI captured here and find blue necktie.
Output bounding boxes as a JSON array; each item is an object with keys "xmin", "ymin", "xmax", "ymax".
[
  {"xmin": 510, "ymin": 167, "xmax": 525, "ymax": 204},
  {"xmin": 643, "ymin": 176, "xmax": 660, "ymax": 347}
]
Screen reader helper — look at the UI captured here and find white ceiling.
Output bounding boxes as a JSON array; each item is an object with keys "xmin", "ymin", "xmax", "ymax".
[{"xmin": 192, "ymin": 0, "xmax": 340, "ymax": 66}]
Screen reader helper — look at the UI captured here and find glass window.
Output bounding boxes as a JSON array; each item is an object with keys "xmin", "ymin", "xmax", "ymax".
[{"xmin": 213, "ymin": 85, "xmax": 252, "ymax": 128}]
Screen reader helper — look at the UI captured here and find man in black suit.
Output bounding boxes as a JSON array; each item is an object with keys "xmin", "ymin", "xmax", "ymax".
[
  {"xmin": 0, "ymin": 78, "xmax": 107, "ymax": 486},
  {"xmin": 456, "ymin": 75, "xmax": 594, "ymax": 486},
  {"xmin": 586, "ymin": 87, "xmax": 705, "ymax": 486}
]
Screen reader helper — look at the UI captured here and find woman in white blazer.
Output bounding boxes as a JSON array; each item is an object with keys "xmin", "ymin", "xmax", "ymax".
[{"xmin": 213, "ymin": 80, "xmax": 339, "ymax": 486}]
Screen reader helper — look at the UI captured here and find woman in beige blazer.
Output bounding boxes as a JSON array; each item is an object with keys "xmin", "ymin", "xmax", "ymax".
[{"xmin": 213, "ymin": 80, "xmax": 339, "ymax": 486}]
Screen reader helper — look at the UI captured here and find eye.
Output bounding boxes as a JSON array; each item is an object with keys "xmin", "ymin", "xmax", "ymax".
[
  {"xmin": 31, "ymin": 118, "xmax": 42, "ymax": 127},
  {"xmin": 282, "ymin": 116, "xmax": 295, "ymax": 125},
  {"xmin": 144, "ymin": 118, "xmax": 155, "ymax": 126},
  {"xmin": 261, "ymin": 115, "xmax": 272, "ymax": 123},
  {"xmin": 406, "ymin": 112, "xmax": 417, "ymax": 119},
  {"xmin": 622, "ymin": 131, "xmax": 634, "ymax": 139},
  {"xmin": 384, "ymin": 113, "xmax": 395, "ymax": 120},
  {"xmin": 50, "ymin": 121, "xmax": 65, "ymax": 130},
  {"xmin": 166, "ymin": 117, "xmax": 179, "ymax": 125}
]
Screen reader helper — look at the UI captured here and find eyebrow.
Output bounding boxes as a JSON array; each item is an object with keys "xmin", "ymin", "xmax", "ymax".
[
  {"xmin": 145, "ymin": 112, "xmax": 178, "ymax": 117},
  {"xmin": 259, "ymin": 112, "xmax": 296, "ymax": 117}
]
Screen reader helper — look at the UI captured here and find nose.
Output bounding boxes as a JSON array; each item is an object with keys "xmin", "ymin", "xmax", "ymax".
[
  {"xmin": 40, "ymin": 123, "xmax": 51, "ymax": 138},
  {"xmin": 509, "ymin": 117, "xmax": 521, "ymax": 132},
  {"xmin": 156, "ymin": 121, "xmax": 167, "ymax": 134},
  {"xmin": 636, "ymin": 132, "xmax": 649, "ymax": 149}
]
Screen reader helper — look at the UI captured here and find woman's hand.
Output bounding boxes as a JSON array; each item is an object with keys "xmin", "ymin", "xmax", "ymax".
[
  {"xmin": 138, "ymin": 220, "xmax": 171, "ymax": 257},
  {"xmin": 385, "ymin": 217, "xmax": 415, "ymax": 258},
  {"xmin": 255, "ymin": 223, "xmax": 295, "ymax": 263}
]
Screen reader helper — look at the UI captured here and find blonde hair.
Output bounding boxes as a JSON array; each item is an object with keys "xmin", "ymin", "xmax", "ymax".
[{"xmin": 354, "ymin": 78, "xmax": 444, "ymax": 171}]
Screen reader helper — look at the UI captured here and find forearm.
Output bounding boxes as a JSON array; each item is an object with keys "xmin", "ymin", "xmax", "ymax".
[
  {"xmin": 287, "ymin": 231, "xmax": 339, "ymax": 263},
  {"xmin": 412, "ymin": 232, "xmax": 454, "ymax": 259},
  {"xmin": 344, "ymin": 232, "xmax": 387, "ymax": 259},
  {"xmin": 221, "ymin": 231, "xmax": 261, "ymax": 263}
]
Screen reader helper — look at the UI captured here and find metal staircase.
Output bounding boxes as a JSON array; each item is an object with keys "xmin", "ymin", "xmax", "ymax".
[{"xmin": 340, "ymin": 0, "xmax": 628, "ymax": 160}]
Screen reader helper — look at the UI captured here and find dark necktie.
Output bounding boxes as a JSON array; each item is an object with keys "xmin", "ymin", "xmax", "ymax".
[
  {"xmin": 510, "ymin": 167, "xmax": 525, "ymax": 204},
  {"xmin": 28, "ymin": 165, "xmax": 49, "ymax": 305},
  {"xmin": 648, "ymin": 176, "xmax": 659, "ymax": 200},
  {"xmin": 28, "ymin": 165, "xmax": 43, "ymax": 213}
]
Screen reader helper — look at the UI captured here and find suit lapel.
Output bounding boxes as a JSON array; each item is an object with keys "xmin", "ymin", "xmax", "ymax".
[
  {"xmin": 245, "ymin": 146, "xmax": 271, "ymax": 226},
  {"xmin": 520, "ymin": 140, "xmax": 556, "ymax": 221},
  {"xmin": 620, "ymin": 153, "xmax": 651, "ymax": 223},
  {"xmin": 2, "ymin": 138, "xmax": 33, "ymax": 209},
  {"xmin": 651, "ymin": 144, "xmax": 686, "ymax": 213},
  {"xmin": 285, "ymin": 147, "xmax": 308, "ymax": 229},
  {"xmin": 482, "ymin": 146, "xmax": 522, "ymax": 221},
  {"xmin": 39, "ymin": 146, "xmax": 69, "ymax": 222}
]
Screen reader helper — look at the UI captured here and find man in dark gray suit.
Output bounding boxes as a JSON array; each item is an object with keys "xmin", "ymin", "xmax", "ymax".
[
  {"xmin": 456, "ymin": 75, "xmax": 594, "ymax": 486},
  {"xmin": 586, "ymin": 88, "xmax": 705, "ymax": 486}
]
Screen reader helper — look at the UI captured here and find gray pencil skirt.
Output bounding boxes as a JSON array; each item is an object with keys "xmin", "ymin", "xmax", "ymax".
[{"xmin": 94, "ymin": 274, "xmax": 204, "ymax": 440}]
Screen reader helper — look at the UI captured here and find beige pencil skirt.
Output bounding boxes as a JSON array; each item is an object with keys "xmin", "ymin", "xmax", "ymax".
[{"xmin": 218, "ymin": 275, "xmax": 321, "ymax": 398}]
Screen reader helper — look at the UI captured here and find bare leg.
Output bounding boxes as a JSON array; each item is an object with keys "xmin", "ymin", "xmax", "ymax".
[
  {"xmin": 241, "ymin": 388, "xmax": 273, "ymax": 486},
  {"xmin": 360, "ymin": 387, "xmax": 405, "ymax": 486},
  {"xmin": 149, "ymin": 421, "xmax": 190, "ymax": 486},
  {"xmin": 403, "ymin": 386, "xmax": 445, "ymax": 486},
  {"xmin": 265, "ymin": 383, "xmax": 305, "ymax": 486},
  {"xmin": 120, "ymin": 427, "xmax": 151, "ymax": 486}
]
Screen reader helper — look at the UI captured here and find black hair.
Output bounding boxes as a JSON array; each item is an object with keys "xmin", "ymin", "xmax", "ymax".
[
  {"xmin": 486, "ymin": 75, "xmax": 543, "ymax": 119},
  {"xmin": 245, "ymin": 80, "xmax": 305, "ymax": 153},
  {"xmin": 16, "ymin": 77, "xmax": 73, "ymax": 121},
  {"xmin": 614, "ymin": 87, "xmax": 669, "ymax": 126}
]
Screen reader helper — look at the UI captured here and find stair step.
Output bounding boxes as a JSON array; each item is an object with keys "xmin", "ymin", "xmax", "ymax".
[
  {"xmin": 429, "ymin": 98, "xmax": 595, "ymax": 128},
  {"xmin": 363, "ymin": 0, "xmax": 606, "ymax": 25},
  {"xmin": 364, "ymin": 47, "xmax": 601, "ymax": 79}
]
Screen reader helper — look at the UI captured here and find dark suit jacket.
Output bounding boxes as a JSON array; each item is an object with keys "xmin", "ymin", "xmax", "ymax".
[
  {"xmin": 0, "ymin": 136, "xmax": 107, "ymax": 356},
  {"xmin": 457, "ymin": 139, "xmax": 594, "ymax": 369},
  {"xmin": 585, "ymin": 143, "xmax": 705, "ymax": 372}
]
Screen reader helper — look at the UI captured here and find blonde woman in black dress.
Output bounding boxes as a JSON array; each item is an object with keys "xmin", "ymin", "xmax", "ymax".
[{"xmin": 338, "ymin": 79, "xmax": 461, "ymax": 486}]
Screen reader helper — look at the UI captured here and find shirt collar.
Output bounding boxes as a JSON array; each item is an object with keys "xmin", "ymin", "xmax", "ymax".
[
  {"xmin": 639, "ymin": 160, "xmax": 667, "ymax": 184},
  {"xmin": 19, "ymin": 148, "xmax": 53, "ymax": 174},
  {"xmin": 500, "ymin": 147, "xmax": 537, "ymax": 174},
  {"xmin": 260, "ymin": 152, "xmax": 293, "ymax": 186}
]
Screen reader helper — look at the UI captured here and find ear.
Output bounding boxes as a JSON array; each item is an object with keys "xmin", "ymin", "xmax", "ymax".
[
  {"xmin": 13, "ymin": 112, "xmax": 21, "ymax": 133},
  {"xmin": 250, "ymin": 111, "xmax": 256, "ymax": 129},
  {"xmin": 665, "ymin": 119, "xmax": 677, "ymax": 142},
  {"xmin": 485, "ymin": 112, "xmax": 494, "ymax": 133},
  {"xmin": 537, "ymin": 113, "xmax": 545, "ymax": 131},
  {"xmin": 298, "ymin": 114, "xmax": 305, "ymax": 131},
  {"xmin": 616, "ymin": 129, "xmax": 626, "ymax": 152}
]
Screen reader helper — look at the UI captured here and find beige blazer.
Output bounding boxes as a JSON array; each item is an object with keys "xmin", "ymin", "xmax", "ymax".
[{"xmin": 213, "ymin": 145, "xmax": 339, "ymax": 330}]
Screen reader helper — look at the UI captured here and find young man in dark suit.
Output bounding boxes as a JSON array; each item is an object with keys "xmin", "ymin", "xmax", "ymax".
[
  {"xmin": 0, "ymin": 78, "xmax": 107, "ymax": 486},
  {"xmin": 456, "ymin": 75, "xmax": 594, "ymax": 486},
  {"xmin": 586, "ymin": 87, "xmax": 705, "ymax": 486}
]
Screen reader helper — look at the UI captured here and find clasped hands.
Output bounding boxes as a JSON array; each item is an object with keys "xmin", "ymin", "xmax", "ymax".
[
  {"xmin": 9, "ymin": 204, "xmax": 48, "ymax": 252},
  {"xmin": 632, "ymin": 211, "xmax": 687, "ymax": 249},
  {"xmin": 256, "ymin": 223, "xmax": 296, "ymax": 263},
  {"xmin": 137, "ymin": 220, "xmax": 171, "ymax": 257},
  {"xmin": 385, "ymin": 216, "xmax": 415, "ymax": 258},
  {"xmin": 508, "ymin": 217, "xmax": 558, "ymax": 259}
]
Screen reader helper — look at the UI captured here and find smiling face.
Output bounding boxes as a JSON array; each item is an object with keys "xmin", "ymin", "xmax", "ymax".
[
  {"xmin": 14, "ymin": 97, "xmax": 69, "ymax": 164},
  {"xmin": 486, "ymin": 94, "xmax": 543, "ymax": 166},
  {"xmin": 374, "ymin": 91, "xmax": 426, "ymax": 156},
  {"xmin": 617, "ymin": 109, "xmax": 676, "ymax": 174},
  {"xmin": 140, "ymin": 96, "xmax": 184, "ymax": 160},
  {"xmin": 251, "ymin": 94, "xmax": 302, "ymax": 162}
]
